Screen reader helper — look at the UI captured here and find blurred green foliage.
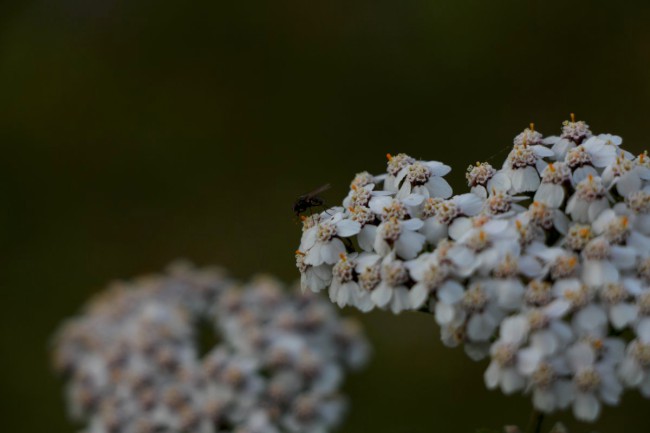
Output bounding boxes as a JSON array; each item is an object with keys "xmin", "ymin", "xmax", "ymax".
[{"xmin": 2, "ymin": 0, "xmax": 650, "ymax": 432}]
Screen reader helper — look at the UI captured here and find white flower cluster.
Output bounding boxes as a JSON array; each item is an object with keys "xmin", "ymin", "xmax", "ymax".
[
  {"xmin": 296, "ymin": 115, "xmax": 650, "ymax": 422},
  {"xmin": 52, "ymin": 262, "xmax": 369, "ymax": 433}
]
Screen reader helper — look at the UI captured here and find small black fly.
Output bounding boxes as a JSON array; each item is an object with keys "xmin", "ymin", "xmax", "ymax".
[{"xmin": 293, "ymin": 184, "xmax": 331, "ymax": 217}]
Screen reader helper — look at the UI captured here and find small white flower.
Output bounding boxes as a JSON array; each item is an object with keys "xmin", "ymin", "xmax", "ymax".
[
  {"xmin": 343, "ymin": 182, "xmax": 391, "ymax": 208},
  {"xmin": 513, "ymin": 124, "xmax": 544, "ymax": 147},
  {"xmin": 580, "ymin": 236, "xmax": 636, "ymax": 288},
  {"xmin": 526, "ymin": 359, "xmax": 573, "ymax": 413},
  {"xmin": 566, "ymin": 175, "xmax": 610, "ymax": 223},
  {"xmin": 449, "ymin": 223, "xmax": 520, "ymax": 277},
  {"xmin": 484, "ymin": 189, "xmax": 527, "ymax": 217},
  {"xmin": 625, "ymin": 190, "xmax": 650, "ymax": 235},
  {"xmin": 618, "ymin": 318, "xmax": 650, "ymax": 396},
  {"xmin": 296, "ymin": 251, "xmax": 331, "ymax": 293},
  {"xmin": 566, "ymin": 341, "xmax": 623, "ymax": 422},
  {"xmin": 547, "ymin": 278, "xmax": 590, "ymax": 315},
  {"xmin": 526, "ymin": 201, "xmax": 570, "ymax": 235},
  {"xmin": 370, "ymin": 254, "xmax": 412, "ymax": 313},
  {"xmin": 485, "ymin": 316, "xmax": 530, "ymax": 394},
  {"xmin": 395, "ymin": 159, "xmax": 453, "ymax": 200},
  {"xmin": 329, "ymin": 253, "xmax": 358, "ymax": 308},
  {"xmin": 384, "ymin": 153, "xmax": 416, "ymax": 192},
  {"xmin": 435, "ymin": 278, "xmax": 504, "ymax": 343},
  {"xmin": 563, "ymin": 224, "xmax": 594, "ymax": 251},
  {"xmin": 466, "ymin": 161, "xmax": 511, "ymax": 198},
  {"xmin": 581, "ymin": 136, "xmax": 618, "ymax": 168},
  {"xmin": 502, "ymin": 143, "xmax": 553, "ymax": 193},
  {"xmin": 373, "ymin": 217, "xmax": 425, "ymax": 259},
  {"xmin": 302, "ymin": 213, "xmax": 361, "ymax": 266},
  {"xmin": 598, "ymin": 279, "xmax": 642, "ymax": 330},
  {"xmin": 544, "ymin": 115, "xmax": 592, "ymax": 160},
  {"xmin": 534, "ymin": 162, "xmax": 571, "ymax": 208},
  {"xmin": 405, "ymin": 253, "xmax": 458, "ymax": 309},
  {"xmin": 602, "ymin": 156, "xmax": 650, "ymax": 198}
]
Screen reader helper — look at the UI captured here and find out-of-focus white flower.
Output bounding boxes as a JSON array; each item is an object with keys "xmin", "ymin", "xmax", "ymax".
[{"xmin": 52, "ymin": 263, "xmax": 370, "ymax": 433}]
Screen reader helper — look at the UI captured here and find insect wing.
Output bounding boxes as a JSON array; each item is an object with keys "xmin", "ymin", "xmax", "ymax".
[{"xmin": 304, "ymin": 183, "xmax": 331, "ymax": 198}]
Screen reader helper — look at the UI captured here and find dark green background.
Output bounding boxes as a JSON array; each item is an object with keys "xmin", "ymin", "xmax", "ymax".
[{"xmin": 2, "ymin": 1, "xmax": 650, "ymax": 431}]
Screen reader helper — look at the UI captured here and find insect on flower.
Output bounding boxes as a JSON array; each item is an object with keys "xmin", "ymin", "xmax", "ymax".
[{"xmin": 293, "ymin": 184, "xmax": 331, "ymax": 216}]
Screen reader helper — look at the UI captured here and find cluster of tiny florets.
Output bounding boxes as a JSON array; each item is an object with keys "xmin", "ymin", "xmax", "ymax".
[
  {"xmin": 295, "ymin": 116, "xmax": 650, "ymax": 422},
  {"xmin": 52, "ymin": 262, "xmax": 369, "ymax": 433}
]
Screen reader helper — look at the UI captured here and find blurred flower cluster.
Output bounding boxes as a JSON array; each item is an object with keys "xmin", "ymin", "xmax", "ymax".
[
  {"xmin": 503, "ymin": 423, "xmax": 568, "ymax": 433},
  {"xmin": 296, "ymin": 115, "xmax": 650, "ymax": 421},
  {"xmin": 52, "ymin": 262, "xmax": 369, "ymax": 433}
]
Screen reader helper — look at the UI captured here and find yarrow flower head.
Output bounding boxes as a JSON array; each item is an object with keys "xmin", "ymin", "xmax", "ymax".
[
  {"xmin": 52, "ymin": 262, "xmax": 369, "ymax": 433},
  {"xmin": 294, "ymin": 116, "xmax": 650, "ymax": 422}
]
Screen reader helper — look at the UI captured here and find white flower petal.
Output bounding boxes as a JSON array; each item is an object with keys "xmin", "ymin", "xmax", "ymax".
[
  {"xmin": 512, "ymin": 166, "xmax": 541, "ymax": 193},
  {"xmin": 617, "ymin": 172, "xmax": 642, "ymax": 197},
  {"xmin": 401, "ymin": 218, "xmax": 424, "ymax": 231},
  {"xmin": 434, "ymin": 302, "xmax": 456, "ymax": 325},
  {"xmin": 467, "ymin": 313, "xmax": 497, "ymax": 342},
  {"xmin": 487, "ymin": 171, "xmax": 511, "ymax": 193},
  {"xmin": 409, "ymin": 283, "xmax": 429, "ymax": 309},
  {"xmin": 500, "ymin": 368, "xmax": 525, "ymax": 394},
  {"xmin": 517, "ymin": 348, "xmax": 542, "ymax": 375},
  {"xmin": 448, "ymin": 218, "xmax": 473, "ymax": 241},
  {"xmin": 395, "ymin": 231, "xmax": 426, "ymax": 260},
  {"xmin": 425, "ymin": 161, "xmax": 452, "ymax": 176},
  {"xmin": 390, "ymin": 287, "xmax": 411, "ymax": 313},
  {"xmin": 336, "ymin": 219, "xmax": 361, "ymax": 237},
  {"xmin": 484, "ymin": 361, "xmax": 501, "ymax": 389},
  {"xmin": 455, "ymin": 193, "xmax": 484, "ymax": 216},
  {"xmin": 500, "ymin": 316, "xmax": 529, "ymax": 344},
  {"xmin": 619, "ymin": 358, "xmax": 643, "ymax": 387},
  {"xmin": 438, "ymin": 281, "xmax": 465, "ymax": 304},
  {"xmin": 534, "ymin": 183, "xmax": 565, "ymax": 208},
  {"xmin": 402, "ymin": 193, "xmax": 424, "ymax": 206},
  {"xmin": 567, "ymin": 343, "xmax": 595, "ymax": 371},
  {"xmin": 610, "ymin": 303, "xmax": 638, "ymax": 330},
  {"xmin": 358, "ymin": 225, "xmax": 377, "ymax": 252},
  {"xmin": 425, "ymin": 176, "xmax": 453, "ymax": 199},
  {"xmin": 573, "ymin": 305, "xmax": 608, "ymax": 334},
  {"xmin": 533, "ymin": 389, "xmax": 556, "ymax": 412},
  {"xmin": 371, "ymin": 284, "xmax": 392, "ymax": 307},
  {"xmin": 573, "ymin": 393, "xmax": 601, "ymax": 422}
]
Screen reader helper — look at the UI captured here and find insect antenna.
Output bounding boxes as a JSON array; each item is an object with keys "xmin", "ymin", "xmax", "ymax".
[{"xmin": 484, "ymin": 143, "xmax": 513, "ymax": 165}]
